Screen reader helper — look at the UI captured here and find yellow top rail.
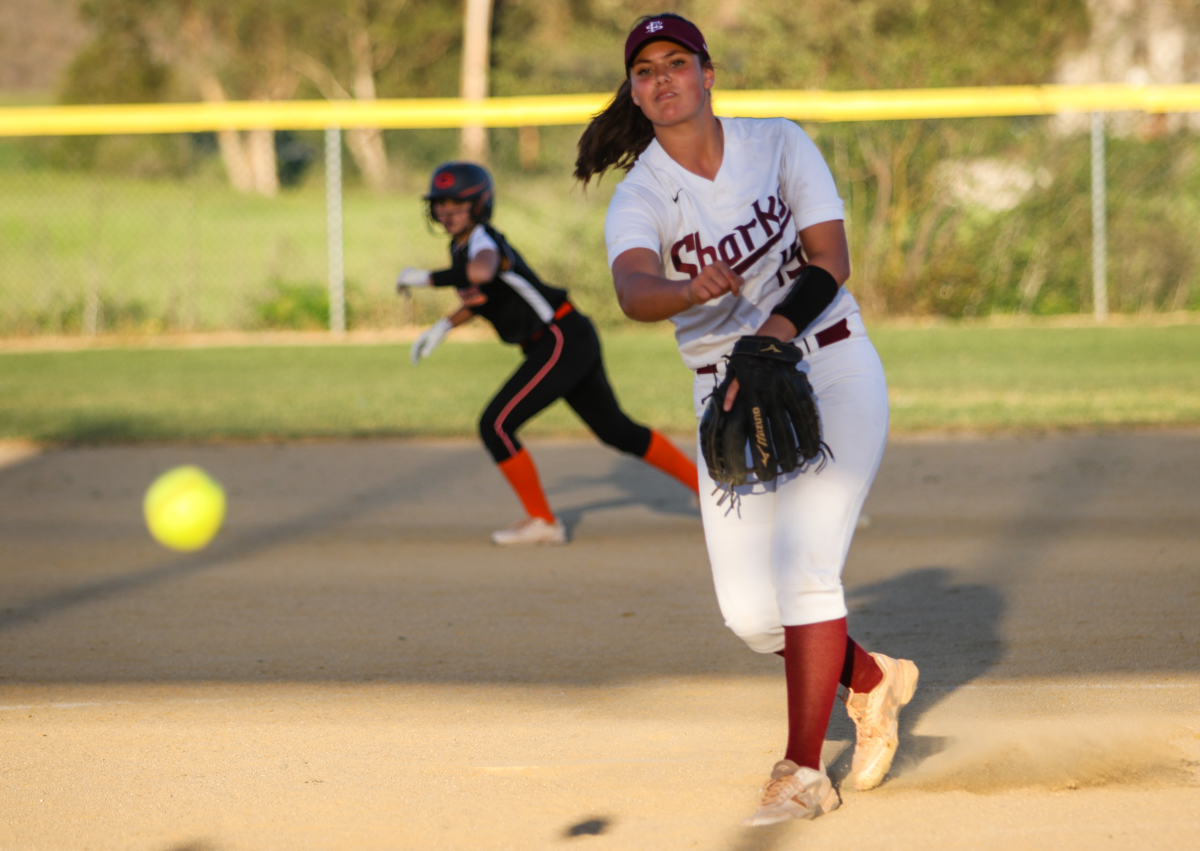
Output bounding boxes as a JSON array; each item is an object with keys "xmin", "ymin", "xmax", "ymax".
[{"xmin": 2, "ymin": 84, "xmax": 1200, "ymax": 137}]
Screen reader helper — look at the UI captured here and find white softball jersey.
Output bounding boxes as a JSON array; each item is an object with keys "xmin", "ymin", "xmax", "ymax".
[
  {"xmin": 605, "ymin": 116, "xmax": 859, "ymax": 371},
  {"xmin": 606, "ymin": 116, "xmax": 889, "ymax": 641}
]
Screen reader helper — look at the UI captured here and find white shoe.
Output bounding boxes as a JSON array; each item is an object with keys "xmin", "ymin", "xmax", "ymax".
[
  {"xmin": 844, "ymin": 652, "xmax": 919, "ymax": 791},
  {"xmin": 490, "ymin": 516, "xmax": 567, "ymax": 546},
  {"xmin": 742, "ymin": 760, "xmax": 840, "ymax": 826}
]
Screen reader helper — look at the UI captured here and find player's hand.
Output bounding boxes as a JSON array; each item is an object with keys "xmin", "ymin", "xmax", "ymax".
[
  {"xmin": 685, "ymin": 261, "xmax": 743, "ymax": 306},
  {"xmin": 410, "ymin": 317, "xmax": 453, "ymax": 365},
  {"xmin": 723, "ymin": 377, "xmax": 739, "ymax": 411},
  {"xmin": 396, "ymin": 267, "xmax": 432, "ymax": 291},
  {"xmin": 458, "ymin": 285, "xmax": 488, "ymax": 308}
]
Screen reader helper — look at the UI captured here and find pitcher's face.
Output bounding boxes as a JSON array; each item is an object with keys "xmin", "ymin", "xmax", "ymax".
[{"xmin": 629, "ymin": 40, "xmax": 713, "ymax": 128}]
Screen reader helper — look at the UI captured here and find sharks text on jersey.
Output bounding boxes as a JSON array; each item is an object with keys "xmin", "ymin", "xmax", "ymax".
[{"xmin": 669, "ymin": 194, "xmax": 803, "ymax": 288}]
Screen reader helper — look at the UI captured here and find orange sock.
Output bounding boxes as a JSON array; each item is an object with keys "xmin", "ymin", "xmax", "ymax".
[
  {"xmin": 497, "ymin": 449, "xmax": 556, "ymax": 522},
  {"xmin": 642, "ymin": 430, "xmax": 699, "ymax": 495}
]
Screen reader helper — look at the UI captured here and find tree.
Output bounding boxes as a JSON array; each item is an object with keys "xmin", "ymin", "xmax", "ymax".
[
  {"xmin": 64, "ymin": 0, "xmax": 309, "ymax": 194},
  {"xmin": 140, "ymin": 0, "xmax": 307, "ymax": 195},
  {"xmin": 291, "ymin": 0, "xmax": 411, "ymax": 189},
  {"xmin": 64, "ymin": 0, "xmax": 463, "ymax": 191}
]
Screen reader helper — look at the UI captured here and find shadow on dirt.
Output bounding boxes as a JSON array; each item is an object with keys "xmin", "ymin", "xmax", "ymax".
[
  {"xmin": 2, "ymin": 436, "xmax": 1197, "ymax": 704},
  {"xmin": 552, "ymin": 454, "xmax": 701, "ymax": 534}
]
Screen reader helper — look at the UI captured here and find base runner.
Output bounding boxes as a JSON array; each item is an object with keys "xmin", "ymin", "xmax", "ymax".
[{"xmin": 397, "ymin": 161, "xmax": 699, "ymax": 545}]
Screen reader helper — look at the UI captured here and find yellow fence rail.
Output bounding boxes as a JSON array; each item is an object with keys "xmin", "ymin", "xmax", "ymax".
[{"xmin": 3, "ymin": 84, "xmax": 1200, "ymax": 136}]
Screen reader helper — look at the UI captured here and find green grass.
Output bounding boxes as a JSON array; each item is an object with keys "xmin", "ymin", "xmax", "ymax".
[
  {"xmin": 871, "ymin": 323, "xmax": 1200, "ymax": 430},
  {"xmin": 1, "ymin": 323, "xmax": 1198, "ymax": 444},
  {"xmin": 0, "ymin": 166, "xmax": 621, "ymax": 335}
]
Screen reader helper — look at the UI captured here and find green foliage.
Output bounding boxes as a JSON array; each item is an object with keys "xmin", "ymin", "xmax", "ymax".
[
  {"xmin": 488, "ymin": 0, "xmax": 1089, "ymax": 96},
  {"xmin": 61, "ymin": 0, "xmax": 172, "ymax": 105},
  {"xmin": 254, "ymin": 280, "xmax": 335, "ymax": 330},
  {"xmin": 46, "ymin": 133, "xmax": 203, "ymax": 178},
  {"xmin": 301, "ymin": 0, "xmax": 465, "ymax": 99},
  {"xmin": 1, "ymin": 292, "xmax": 158, "ymax": 336},
  {"xmin": 795, "ymin": 116, "xmax": 1200, "ymax": 318},
  {"xmin": 54, "ymin": 0, "xmax": 177, "ymax": 172},
  {"xmin": 252, "ymin": 278, "xmax": 408, "ymax": 331}
]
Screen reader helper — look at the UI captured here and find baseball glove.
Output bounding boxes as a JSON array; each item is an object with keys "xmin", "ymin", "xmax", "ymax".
[{"xmin": 699, "ymin": 335, "xmax": 828, "ymax": 501}]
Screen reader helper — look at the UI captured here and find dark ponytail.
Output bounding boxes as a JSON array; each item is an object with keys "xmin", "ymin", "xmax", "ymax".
[{"xmin": 573, "ymin": 78, "xmax": 656, "ymax": 185}]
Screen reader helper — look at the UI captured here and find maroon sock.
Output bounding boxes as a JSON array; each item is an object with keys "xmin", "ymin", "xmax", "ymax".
[
  {"xmin": 841, "ymin": 636, "xmax": 884, "ymax": 694},
  {"xmin": 781, "ymin": 617, "xmax": 848, "ymax": 770}
]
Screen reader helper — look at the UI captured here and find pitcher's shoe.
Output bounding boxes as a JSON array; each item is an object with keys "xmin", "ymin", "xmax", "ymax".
[
  {"xmin": 490, "ymin": 516, "xmax": 567, "ymax": 546},
  {"xmin": 844, "ymin": 652, "xmax": 919, "ymax": 791},
  {"xmin": 742, "ymin": 760, "xmax": 839, "ymax": 826}
]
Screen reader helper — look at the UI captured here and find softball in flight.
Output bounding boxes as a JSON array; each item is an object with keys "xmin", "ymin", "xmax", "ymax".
[{"xmin": 143, "ymin": 465, "xmax": 226, "ymax": 551}]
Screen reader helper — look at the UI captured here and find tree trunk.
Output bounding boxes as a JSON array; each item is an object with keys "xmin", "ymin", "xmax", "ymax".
[
  {"xmin": 248, "ymin": 127, "xmax": 280, "ymax": 196},
  {"xmin": 198, "ymin": 73, "xmax": 278, "ymax": 196},
  {"xmin": 347, "ymin": 27, "xmax": 389, "ymax": 190},
  {"xmin": 293, "ymin": 38, "xmax": 391, "ymax": 191},
  {"xmin": 460, "ymin": 0, "xmax": 492, "ymax": 162}
]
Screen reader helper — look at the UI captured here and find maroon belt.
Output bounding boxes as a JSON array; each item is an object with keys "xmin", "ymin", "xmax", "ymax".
[{"xmin": 695, "ymin": 318, "xmax": 851, "ymax": 375}]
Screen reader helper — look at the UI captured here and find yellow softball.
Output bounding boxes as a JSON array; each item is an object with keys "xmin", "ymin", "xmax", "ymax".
[{"xmin": 143, "ymin": 465, "xmax": 226, "ymax": 551}]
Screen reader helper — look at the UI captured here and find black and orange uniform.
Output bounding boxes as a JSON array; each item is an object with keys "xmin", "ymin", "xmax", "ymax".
[
  {"xmin": 431, "ymin": 222, "xmax": 654, "ymax": 468},
  {"xmin": 410, "ymin": 160, "xmax": 697, "ymax": 534}
]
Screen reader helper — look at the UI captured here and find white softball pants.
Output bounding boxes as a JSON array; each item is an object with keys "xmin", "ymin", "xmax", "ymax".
[{"xmin": 692, "ymin": 315, "xmax": 889, "ymax": 654}]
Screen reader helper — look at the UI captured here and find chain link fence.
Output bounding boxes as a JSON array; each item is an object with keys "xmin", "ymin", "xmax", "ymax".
[
  {"xmin": 2, "ymin": 131, "xmax": 432, "ymax": 335},
  {"xmin": 824, "ymin": 113, "xmax": 1200, "ymax": 319},
  {"xmin": 2, "ymin": 114, "xmax": 1198, "ymax": 338}
]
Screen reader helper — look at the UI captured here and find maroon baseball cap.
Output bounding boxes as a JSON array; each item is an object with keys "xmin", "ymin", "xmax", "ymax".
[{"xmin": 624, "ymin": 16, "xmax": 709, "ymax": 71}]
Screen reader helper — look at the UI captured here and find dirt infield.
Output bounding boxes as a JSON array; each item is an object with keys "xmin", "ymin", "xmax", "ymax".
[{"xmin": 2, "ymin": 433, "xmax": 1198, "ymax": 850}]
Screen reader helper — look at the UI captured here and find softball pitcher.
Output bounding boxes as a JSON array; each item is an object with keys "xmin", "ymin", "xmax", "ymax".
[
  {"xmin": 576, "ymin": 13, "xmax": 919, "ymax": 824},
  {"xmin": 397, "ymin": 161, "xmax": 698, "ymax": 545}
]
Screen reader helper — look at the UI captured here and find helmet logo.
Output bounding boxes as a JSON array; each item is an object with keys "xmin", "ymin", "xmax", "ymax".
[
  {"xmin": 646, "ymin": 20, "xmax": 663, "ymax": 33},
  {"xmin": 433, "ymin": 172, "xmax": 456, "ymax": 189}
]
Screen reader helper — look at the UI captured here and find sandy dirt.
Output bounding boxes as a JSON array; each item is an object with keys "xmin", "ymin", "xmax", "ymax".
[{"xmin": 1, "ymin": 432, "xmax": 1198, "ymax": 850}]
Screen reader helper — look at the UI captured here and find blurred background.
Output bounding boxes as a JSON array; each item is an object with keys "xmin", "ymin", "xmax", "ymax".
[{"xmin": 2, "ymin": 0, "xmax": 1199, "ymax": 338}]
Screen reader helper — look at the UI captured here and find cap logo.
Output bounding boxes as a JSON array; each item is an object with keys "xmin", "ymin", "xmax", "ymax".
[
  {"xmin": 434, "ymin": 173, "xmax": 455, "ymax": 189},
  {"xmin": 646, "ymin": 20, "xmax": 663, "ymax": 33}
]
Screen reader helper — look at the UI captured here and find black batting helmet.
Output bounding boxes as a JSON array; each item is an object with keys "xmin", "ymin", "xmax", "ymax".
[{"xmin": 424, "ymin": 161, "xmax": 494, "ymax": 223}]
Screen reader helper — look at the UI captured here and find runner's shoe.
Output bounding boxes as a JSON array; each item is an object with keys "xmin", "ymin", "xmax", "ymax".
[
  {"xmin": 490, "ymin": 516, "xmax": 567, "ymax": 546},
  {"xmin": 844, "ymin": 652, "xmax": 919, "ymax": 791},
  {"xmin": 742, "ymin": 760, "xmax": 840, "ymax": 826}
]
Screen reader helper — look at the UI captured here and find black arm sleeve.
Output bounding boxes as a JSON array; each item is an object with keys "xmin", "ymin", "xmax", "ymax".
[
  {"xmin": 430, "ymin": 266, "xmax": 470, "ymax": 289},
  {"xmin": 769, "ymin": 264, "xmax": 839, "ymax": 334}
]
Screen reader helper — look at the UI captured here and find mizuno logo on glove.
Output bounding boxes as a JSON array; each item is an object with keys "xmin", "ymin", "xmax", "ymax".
[{"xmin": 753, "ymin": 407, "xmax": 772, "ymax": 465}]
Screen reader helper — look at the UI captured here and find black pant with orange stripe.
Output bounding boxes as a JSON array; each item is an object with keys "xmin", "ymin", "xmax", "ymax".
[{"xmin": 479, "ymin": 310, "xmax": 652, "ymax": 463}]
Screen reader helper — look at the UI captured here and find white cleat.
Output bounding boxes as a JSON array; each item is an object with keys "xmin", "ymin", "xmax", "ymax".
[
  {"xmin": 844, "ymin": 652, "xmax": 919, "ymax": 791},
  {"xmin": 742, "ymin": 760, "xmax": 840, "ymax": 826},
  {"xmin": 490, "ymin": 516, "xmax": 567, "ymax": 546}
]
